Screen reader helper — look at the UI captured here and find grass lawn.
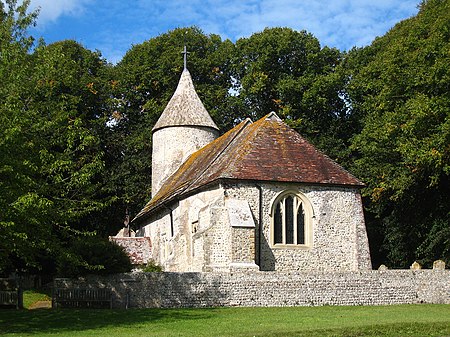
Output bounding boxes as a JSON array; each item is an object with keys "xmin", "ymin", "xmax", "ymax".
[{"xmin": 1, "ymin": 303, "xmax": 449, "ymax": 336}]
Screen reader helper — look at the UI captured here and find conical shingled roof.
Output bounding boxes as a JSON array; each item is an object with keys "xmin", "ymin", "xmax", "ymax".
[
  {"xmin": 152, "ymin": 69, "xmax": 219, "ymax": 132},
  {"xmin": 133, "ymin": 112, "xmax": 363, "ymax": 224}
]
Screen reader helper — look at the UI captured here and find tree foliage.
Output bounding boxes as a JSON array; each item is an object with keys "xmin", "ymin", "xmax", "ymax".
[
  {"xmin": 30, "ymin": 40, "xmax": 112, "ymax": 230},
  {"xmin": 0, "ymin": 0, "xmax": 41, "ymax": 273},
  {"xmin": 1, "ymin": 0, "xmax": 449, "ymax": 275},
  {"xmin": 233, "ymin": 28, "xmax": 357, "ymax": 163},
  {"xmin": 56, "ymin": 237, "xmax": 132, "ymax": 277},
  {"xmin": 347, "ymin": 0, "xmax": 450, "ymax": 267},
  {"xmin": 106, "ymin": 27, "xmax": 235, "ymax": 219},
  {"xmin": 0, "ymin": 1, "xmax": 126, "ymax": 275}
]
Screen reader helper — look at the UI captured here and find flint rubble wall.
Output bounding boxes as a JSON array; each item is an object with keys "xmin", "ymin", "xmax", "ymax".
[{"xmin": 54, "ymin": 270, "xmax": 450, "ymax": 309}]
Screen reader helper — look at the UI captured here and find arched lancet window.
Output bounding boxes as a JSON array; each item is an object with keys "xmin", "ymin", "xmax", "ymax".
[{"xmin": 271, "ymin": 191, "xmax": 312, "ymax": 247}]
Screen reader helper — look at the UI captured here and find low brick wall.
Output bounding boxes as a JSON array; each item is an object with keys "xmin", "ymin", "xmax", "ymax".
[
  {"xmin": 109, "ymin": 237, "xmax": 152, "ymax": 265},
  {"xmin": 54, "ymin": 270, "xmax": 450, "ymax": 309}
]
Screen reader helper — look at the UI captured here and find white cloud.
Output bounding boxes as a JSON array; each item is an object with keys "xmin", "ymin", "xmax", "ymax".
[
  {"xmin": 95, "ymin": 0, "xmax": 418, "ymax": 61},
  {"xmin": 26, "ymin": 0, "xmax": 420, "ymax": 63},
  {"xmin": 213, "ymin": 0, "xmax": 419, "ymax": 50},
  {"xmin": 30, "ymin": 0, "xmax": 93, "ymax": 24}
]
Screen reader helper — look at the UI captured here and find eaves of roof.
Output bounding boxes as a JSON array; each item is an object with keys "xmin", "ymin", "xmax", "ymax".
[{"xmin": 133, "ymin": 112, "xmax": 364, "ymax": 224}]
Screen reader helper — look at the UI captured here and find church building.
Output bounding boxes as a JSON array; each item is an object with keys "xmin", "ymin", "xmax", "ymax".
[{"xmin": 130, "ymin": 66, "xmax": 372, "ymax": 273}]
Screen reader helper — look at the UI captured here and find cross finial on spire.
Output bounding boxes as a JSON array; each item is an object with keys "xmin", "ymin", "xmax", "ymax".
[{"xmin": 182, "ymin": 45, "xmax": 190, "ymax": 70}]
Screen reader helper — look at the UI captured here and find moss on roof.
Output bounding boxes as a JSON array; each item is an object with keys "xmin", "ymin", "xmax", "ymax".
[
  {"xmin": 152, "ymin": 69, "xmax": 219, "ymax": 132},
  {"xmin": 133, "ymin": 112, "xmax": 363, "ymax": 224}
]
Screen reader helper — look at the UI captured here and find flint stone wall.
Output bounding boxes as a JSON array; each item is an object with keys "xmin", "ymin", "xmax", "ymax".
[
  {"xmin": 54, "ymin": 270, "xmax": 450, "ymax": 309},
  {"xmin": 152, "ymin": 126, "xmax": 218, "ymax": 196},
  {"xmin": 224, "ymin": 182, "xmax": 372, "ymax": 272},
  {"xmin": 138, "ymin": 182, "xmax": 371, "ymax": 273}
]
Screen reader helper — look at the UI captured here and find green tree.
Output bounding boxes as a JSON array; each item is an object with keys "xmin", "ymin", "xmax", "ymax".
[
  {"xmin": 107, "ymin": 27, "xmax": 235, "ymax": 221},
  {"xmin": 56, "ymin": 237, "xmax": 132, "ymax": 277},
  {"xmin": 233, "ymin": 28, "xmax": 354, "ymax": 163},
  {"xmin": 0, "ymin": 0, "xmax": 40, "ymax": 274},
  {"xmin": 347, "ymin": 0, "xmax": 450, "ymax": 267},
  {"xmin": 0, "ymin": 1, "xmax": 116, "ymax": 274},
  {"xmin": 30, "ymin": 40, "xmax": 114, "ymax": 235}
]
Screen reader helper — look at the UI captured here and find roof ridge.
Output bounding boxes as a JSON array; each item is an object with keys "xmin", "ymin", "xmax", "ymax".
[
  {"xmin": 223, "ymin": 113, "xmax": 276, "ymax": 172},
  {"xmin": 265, "ymin": 111, "xmax": 282, "ymax": 121},
  {"xmin": 133, "ymin": 113, "xmax": 364, "ymax": 224},
  {"xmin": 132, "ymin": 119, "xmax": 252, "ymax": 223},
  {"xmin": 177, "ymin": 118, "xmax": 252, "ymax": 195}
]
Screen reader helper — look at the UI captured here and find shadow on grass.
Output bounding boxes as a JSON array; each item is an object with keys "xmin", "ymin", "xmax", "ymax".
[
  {"xmin": 0, "ymin": 307, "xmax": 216, "ymax": 335},
  {"xmin": 346, "ymin": 322, "xmax": 448, "ymax": 337},
  {"xmin": 2, "ymin": 305, "xmax": 450, "ymax": 336},
  {"xmin": 253, "ymin": 322, "xmax": 450, "ymax": 337}
]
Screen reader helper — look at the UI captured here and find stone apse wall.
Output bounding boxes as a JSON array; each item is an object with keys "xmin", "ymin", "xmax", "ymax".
[
  {"xmin": 54, "ymin": 270, "xmax": 450, "ymax": 309},
  {"xmin": 136, "ymin": 182, "xmax": 372, "ymax": 273}
]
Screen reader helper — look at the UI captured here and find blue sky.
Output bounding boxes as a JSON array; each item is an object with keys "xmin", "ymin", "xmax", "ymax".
[{"xmin": 27, "ymin": 0, "xmax": 420, "ymax": 64}]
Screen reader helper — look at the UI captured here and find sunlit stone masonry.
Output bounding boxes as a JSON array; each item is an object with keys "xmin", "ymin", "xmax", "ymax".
[{"xmin": 120, "ymin": 63, "xmax": 372, "ymax": 273}]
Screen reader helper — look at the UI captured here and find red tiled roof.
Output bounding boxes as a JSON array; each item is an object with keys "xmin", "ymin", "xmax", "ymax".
[{"xmin": 133, "ymin": 112, "xmax": 363, "ymax": 223}]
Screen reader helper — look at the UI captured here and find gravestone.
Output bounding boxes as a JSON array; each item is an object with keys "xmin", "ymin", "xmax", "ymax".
[
  {"xmin": 433, "ymin": 260, "xmax": 445, "ymax": 270},
  {"xmin": 410, "ymin": 261, "xmax": 422, "ymax": 270}
]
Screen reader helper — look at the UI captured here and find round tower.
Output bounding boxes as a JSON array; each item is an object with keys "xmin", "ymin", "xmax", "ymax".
[{"xmin": 151, "ymin": 68, "xmax": 219, "ymax": 196}]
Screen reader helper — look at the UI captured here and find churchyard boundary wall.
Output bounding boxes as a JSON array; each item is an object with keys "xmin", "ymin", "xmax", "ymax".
[{"xmin": 54, "ymin": 270, "xmax": 450, "ymax": 309}]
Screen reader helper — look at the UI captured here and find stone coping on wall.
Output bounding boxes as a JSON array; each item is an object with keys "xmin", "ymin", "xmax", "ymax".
[{"xmin": 54, "ymin": 269, "xmax": 450, "ymax": 309}]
